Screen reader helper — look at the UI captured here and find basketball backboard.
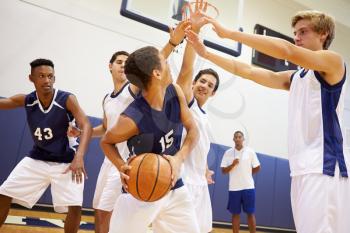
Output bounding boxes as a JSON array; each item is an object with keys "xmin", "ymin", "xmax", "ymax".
[{"xmin": 120, "ymin": 0, "xmax": 244, "ymax": 57}]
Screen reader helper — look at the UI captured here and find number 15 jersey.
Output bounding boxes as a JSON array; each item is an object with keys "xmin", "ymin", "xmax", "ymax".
[{"xmin": 123, "ymin": 84, "xmax": 183, "ymax": 156}]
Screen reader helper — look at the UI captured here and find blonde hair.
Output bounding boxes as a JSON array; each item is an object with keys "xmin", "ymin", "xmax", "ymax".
[{"xmin": 291, "ymin": 10, "xmax": 335, "ymax": 49}]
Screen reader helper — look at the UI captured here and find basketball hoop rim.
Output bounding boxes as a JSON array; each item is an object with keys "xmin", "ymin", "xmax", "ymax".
[{"xmin": 181, "ymin": 1, "xmax": 220, "ymax": 19}]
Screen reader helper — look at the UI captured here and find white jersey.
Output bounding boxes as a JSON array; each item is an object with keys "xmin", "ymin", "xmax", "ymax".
[
  {"xmin": 288, "ymin": 68, "xmax": 348, "ymax": 177},
  {"xmin": 103, "ymin": 82, "xmax": 136, "ymax": 163},
  {"xmin": 183, "ymin": 98, "xmax": 211, "ymax": 185},
  {"xmin": 220, "ymin": 147, "xmax": 260, "ymax": 191}
]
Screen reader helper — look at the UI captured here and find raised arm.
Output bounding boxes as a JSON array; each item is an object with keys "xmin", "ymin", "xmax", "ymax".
[
  {"xmin": 177, "ymin": 0, "xmax": 208, "ymax": 103},
  {"xmin": 175, "ymin": 84, "xmax": 199, "ymax": 160},
  {"xmin": 186, "ymin": 30, "xmax": 292, "ymax": 90},
  {"xmin": 65, "ymin": 95, "xmax": 92, "ymax": 182},
  {"xmin": 161, "ymin": 20, "xmax": 191, "ymax": 59},
  {"xmin": 0, "ymin": 94, "xmax": 25, "ymax": 109},
  {"xmin": 166, "ymin": 84, "xmax": 199, "ymax": 185},
  {"xmin": 206, "ymin": 18, "xmax": 344, "ymax": 85}
]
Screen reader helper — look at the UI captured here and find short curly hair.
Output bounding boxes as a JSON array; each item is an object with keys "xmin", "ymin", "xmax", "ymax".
[
  {"xmin": 125, "ymin": 46, "xmax": 161, "ymax": 90},
  {"xmin": 30, "ymin": 58, "xmax": 54, "ymax": 71}
]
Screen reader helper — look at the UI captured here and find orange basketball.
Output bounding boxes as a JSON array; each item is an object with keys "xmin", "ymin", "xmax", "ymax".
[{"xmin": 126, "ymin": 153, "xmax": 172, "ymax": 202}]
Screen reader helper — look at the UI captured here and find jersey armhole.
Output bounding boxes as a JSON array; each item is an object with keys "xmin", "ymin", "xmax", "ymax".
[
  {"xmin": 188, "ymin": 97, "xmax": 195, "ymax": 108},
  {"xmin": 102, "ymin": 93, "xmax": 109, "ymax": 106},
  {"xmin": 128, "ymin": 85, "xmax": 139, "ymax": 99},
  {"xmin": 290, "ymin": 70, "xmax": 298, "ymax": 83}
]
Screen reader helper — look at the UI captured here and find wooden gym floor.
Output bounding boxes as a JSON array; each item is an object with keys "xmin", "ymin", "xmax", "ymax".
[{"xmin": 0, "ymin": 208, "xmax": 268, "ymax": 233}]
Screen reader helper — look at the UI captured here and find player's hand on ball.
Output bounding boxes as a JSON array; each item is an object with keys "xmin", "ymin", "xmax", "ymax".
[
  {"xmin": 127, "ymin": 155, "xmax": 136, "ymax": 164},
  {"xmin": 164, "ymin": 154, "xmax": 182, "ymax": 187},
  {"xmin": 120, "ymin": 163, "xmax": 132, "ymax": 191}
]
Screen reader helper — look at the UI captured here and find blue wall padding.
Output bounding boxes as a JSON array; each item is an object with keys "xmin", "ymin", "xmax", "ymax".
[
  {"xmin": 271, "ymin": 159, "xmax": 295, "ymax": 229},
  {"xmin": 207, "ymin": 143, "xmax": 294, "ymax": 230},
  {"xmin": 0, "ymin": 109, "xmax": 294, "ymax": 229},
  {"xmin": 209, "ymin": 143, "xmax": 231, "ymax": 222},
  {"xmin": 0, "ymin": 108, "xmax": 27, "ymax": 184},
  {"xmin": 254, "ymin": 154, "xmax": 277, "ymax": 226},
  {"xmin": 81, "ymin": 117, "xmax": 104, "ymax": 208}
]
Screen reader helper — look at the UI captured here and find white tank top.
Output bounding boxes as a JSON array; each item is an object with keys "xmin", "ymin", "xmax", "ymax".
[
  {"xmin": 183, "ymin": 98, "xmax": 211, "ymax": 185},
  {"xmin": 288, "ymin": 67, "xmax": 348, "ymax": 177},
  {"xmin": 103, "ymin": 83, "xmax": 136, "ymax": 163}
]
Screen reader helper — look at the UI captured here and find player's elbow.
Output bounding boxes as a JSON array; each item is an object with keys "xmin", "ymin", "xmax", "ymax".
[
  {"xmin": 99, "ymin": 135, "xmax": 107, "ymax": 149},
  {"xmin": 252, "ymin": 166, "xmax": 261, "ymax": 174},
  {"xmin": 82, "ymin": 120, "xmax": 92, "ymax": 136},
  {"xmin": 282, "ymin": 41, "xmax": 296, "ymax": 61},
  {"xmin": 221, "ymin": 168, "xmax": 228, "ymax": 174}
]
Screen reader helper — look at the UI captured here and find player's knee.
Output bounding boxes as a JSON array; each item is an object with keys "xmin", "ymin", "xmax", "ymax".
[
  {"xmin": 68, "ymin": 206, "xmax": 81, "ymax": 214},
  {"xmin": 95, "ymin": 209, "xmax": 111, "ymax": 218},
  {"xmin": 0, "ymin": 195, "xmax": 12, "ymax": 206}
]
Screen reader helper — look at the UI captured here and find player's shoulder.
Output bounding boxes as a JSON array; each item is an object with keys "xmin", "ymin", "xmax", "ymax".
[
  {"xmin": 244, "ymin": 147, "xmax": 257, "ymax": 156},
  {"xmin": 169, "ymin": 83, "xmax": 185, "ymax": 98},
  {"xmin": 55, "ymin": 89, "xmax": 75, "ymax": 105},
  {"xmin": 122, "ymin": 98, "xmax": 143, "ymax": 121},
  {"xmin": 56, "ymin": 89, "xmax": 73, "ymax": 95},
  {"xmin": 27, "ymin": 89, "xmax": 40, "ymax": 98},
  {"xmin": 244, "ymin": 146, "xmax": 254, "ymax": 152},
  {"xmin": 25, "ymin": 90, "xmax": 37, "ymax": 103}
]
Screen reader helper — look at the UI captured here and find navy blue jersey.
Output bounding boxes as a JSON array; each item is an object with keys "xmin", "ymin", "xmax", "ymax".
[
  {"xmin": 123, "ymin": 84, "xmax": 183, "ymax": 156},
  {"xmin": 25, "ymin": 89, "xmax": 78, "ymax": 163}
]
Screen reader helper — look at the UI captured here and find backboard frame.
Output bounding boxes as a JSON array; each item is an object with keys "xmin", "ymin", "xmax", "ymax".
[{"xmin": 120, "ymin": 0, "xmax": 242, "ymax": 57}]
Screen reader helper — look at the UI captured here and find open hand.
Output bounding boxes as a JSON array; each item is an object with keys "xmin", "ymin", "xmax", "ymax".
[
  {"xmin": 205, "ymin": 17, "xmax": 231, "ymax": 38},
  {"xmin": 185, "ymin": 29, "xmax": 208, "ymax": 58},
  {"xmin": 183, "ymin": 0, "xmax": 208, "ymax": 32},
  {"xmin": 169, "ymin": 20, "xmax": 191, "ymax": 46},
  {"xmin": 64, "ymin": 155, "xmax": 87, "ymax": 184}
]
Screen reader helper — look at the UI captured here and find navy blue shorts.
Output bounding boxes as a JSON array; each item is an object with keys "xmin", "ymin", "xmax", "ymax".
[{"xmin": 227, "ymin": 189, "xmax": 255, "ymax": 214}]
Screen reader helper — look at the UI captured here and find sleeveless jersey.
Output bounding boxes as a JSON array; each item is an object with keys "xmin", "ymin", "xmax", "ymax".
[
  {"xmin": 288, "ymin": 67, "xmax": 348, "ymax": 177},
  {"xmin": 183, "ymin": 98, "xmax": 211, "ymax": 185},
  {"xmin": 103, "ymin": 82, "xmax": 136, "ymax": 162},
  {"xmin": 25, "ymin": 89, "xmax": 78, "ymax": 163},
  {"xmin": 123, "ymin": 84, "xmax": 183, "ymax": 156}
]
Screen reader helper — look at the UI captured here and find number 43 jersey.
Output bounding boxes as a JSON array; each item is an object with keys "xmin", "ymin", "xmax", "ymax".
[
  {"xmin": 25, "ymin": 89, "xmax": 78, "ymax": 163},
  {"xmin": 123, "ymin": 84, "xmax": 183, "ymax": 156}
]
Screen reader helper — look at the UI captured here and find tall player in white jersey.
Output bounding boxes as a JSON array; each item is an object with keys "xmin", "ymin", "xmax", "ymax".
[
  {"xmin": 75, "ymin": 51, "xmax": 137, "ymax": 233},
  {"xmin": 176, "ymin": 2, "xmax": 219, "ymax": 232},
  {"xmin": 186, "ymin": 10, "xmax": 348, "ymax": 233}
]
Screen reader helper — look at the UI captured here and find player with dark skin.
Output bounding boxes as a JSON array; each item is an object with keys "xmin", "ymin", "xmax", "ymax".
[{"xmin": 0, "ymin": 59, "xmax": 91, "ymax": 233}]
